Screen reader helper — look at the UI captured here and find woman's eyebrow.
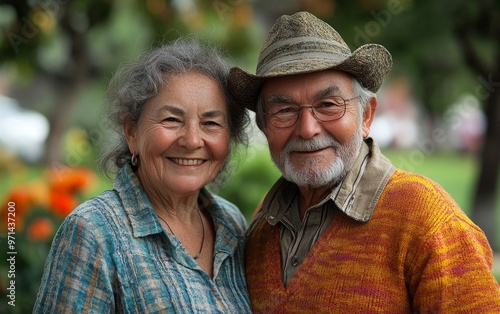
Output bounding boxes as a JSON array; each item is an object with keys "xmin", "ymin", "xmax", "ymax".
[
  {"xmin": 156, "ymin": 105, "xmax": 226, "ymax": 119},
  {"xmin": 202, "ymin": 109, "xmax": 226, "ymax": 119},
  {"xmin": 156, "ymin": 104, "xmax": 185, "ymax": 115}
]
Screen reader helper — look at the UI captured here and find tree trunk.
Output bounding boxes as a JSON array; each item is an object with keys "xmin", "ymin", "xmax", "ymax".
[
  {"xmin": 44, "ymin": 32, "xmax": 87, "ymax": 165},
  {"xmin": 471, "ymin": 85, "xmax": 500, "ymax": 251},
  {"xmin": 451, "ymin": 2, "xmax": 500, "ymax": 250}
]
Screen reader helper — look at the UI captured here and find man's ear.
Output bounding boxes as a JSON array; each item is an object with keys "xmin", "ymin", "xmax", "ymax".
[
  {"xmin": 256, "ymin": 116, "xmax": 266, "ymax": 134},
  {"xmin": 123, "ymin": 119, "xmax": 137, "ymax": 154},
  {"xmin": 362, "ymin": 96, "xmax": 377, "ymax": 139}
]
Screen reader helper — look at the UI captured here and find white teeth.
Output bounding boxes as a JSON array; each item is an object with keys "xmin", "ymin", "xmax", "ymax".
[{"xmin": 172, "ymin": 158, "xmax": 204, "ymax": 166}]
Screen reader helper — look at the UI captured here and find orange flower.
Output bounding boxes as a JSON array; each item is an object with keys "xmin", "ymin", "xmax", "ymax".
[
  {"xmin": 28, "ymin": 180, "xmax": 50, "ymax": 208},
  {"xmin": 5, "ymin": 187, "xmax": 32, "ymax": 212},
  {"xmin": 49, "ymin": 167, "xmax": 96, "ymax": 194},
  {"xmin": 1, "ymin": 187, "xmax": 32, "ymax": 231},
  {"xmin": 50, "ymin": 189, "xmax": 78, "ymax": 218},
  {"xmin": 1, "ymin": 166, "xmax": 97, "ymax": 232},
  {"xmin": 26, "ymin": 217, "xmax": 55, "ymax": 242}
]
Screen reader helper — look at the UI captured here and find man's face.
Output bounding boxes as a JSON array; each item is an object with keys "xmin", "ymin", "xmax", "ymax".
[{"xmin": 261, "ymin": 70, "xmax": 372, "ymax": 188}]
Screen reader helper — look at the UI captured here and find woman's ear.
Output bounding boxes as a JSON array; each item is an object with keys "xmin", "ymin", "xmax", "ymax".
[
  {"xmin": 362, "ymin": 96, "xmax": 377, "ymax": 139},
  {"xmin": 123, "ymin": 119, "xmax": 137, "ymax": 153}
]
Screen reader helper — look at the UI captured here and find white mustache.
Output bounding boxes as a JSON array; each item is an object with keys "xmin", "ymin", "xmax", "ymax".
[{"xmin": 284, "ymin": 136, "xmax": 340, "ymax": 153}]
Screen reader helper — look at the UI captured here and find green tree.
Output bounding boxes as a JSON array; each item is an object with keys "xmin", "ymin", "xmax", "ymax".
[
  {"xmin": 215, "ymin": 144, "xmax": 281, "ymax": 220},
  {"xmin": 0, "ymin": 0, "xmax": 116, "ymax": 165},
  {"xmin": 0, "ymin": 0, "xmax": 262, "ymax": 165}
]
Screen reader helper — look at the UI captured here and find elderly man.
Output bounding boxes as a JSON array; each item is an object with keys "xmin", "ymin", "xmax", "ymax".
[{"xmin": 229, "ymin": 11, "xmax": 500, "ymax": 313}]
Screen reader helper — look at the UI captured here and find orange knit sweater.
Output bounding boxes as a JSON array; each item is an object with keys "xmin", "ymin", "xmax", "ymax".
[{"xmin": 246, "ymin": 170, "xmax": 500, "ymax": 313}]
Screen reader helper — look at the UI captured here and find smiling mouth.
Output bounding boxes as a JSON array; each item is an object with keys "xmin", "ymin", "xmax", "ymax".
[
  {"xmin": 170, "ymin": 158, "xmax": 205, "ymax": 166},
  {"xmin": 293, "ymin": 147, "xmax": 329, "ymax": 154}
]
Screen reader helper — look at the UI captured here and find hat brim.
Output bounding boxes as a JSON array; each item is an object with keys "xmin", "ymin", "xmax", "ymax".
[{"xmin": 229, "ymin": 44, "xmax": 392, "ymax": 112}]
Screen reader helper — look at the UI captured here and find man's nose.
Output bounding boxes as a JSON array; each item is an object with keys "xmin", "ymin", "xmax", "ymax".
[{"xmin": 294, "ymin": 107, "xmax": 322, "ymax": 139}]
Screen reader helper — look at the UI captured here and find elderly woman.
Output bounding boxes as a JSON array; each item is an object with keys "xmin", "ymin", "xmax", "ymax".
[{"xmin": 33, "ymin": 38, "xmax": 251, "ymax": 313}]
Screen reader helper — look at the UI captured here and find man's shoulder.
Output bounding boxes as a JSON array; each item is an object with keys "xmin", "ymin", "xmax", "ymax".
[
  {"xmin": 381, "ymin": 169, "xmax": 467, "ymax": 225},
  {"xmin": 387, "ymin": 169, "xmax": 452, "ymax": 198}
]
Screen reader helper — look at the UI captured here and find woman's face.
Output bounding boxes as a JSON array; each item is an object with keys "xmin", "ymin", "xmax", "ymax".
[{"xmin": 125, "ymin": 71, "xmax": 230, "ymax": 197}]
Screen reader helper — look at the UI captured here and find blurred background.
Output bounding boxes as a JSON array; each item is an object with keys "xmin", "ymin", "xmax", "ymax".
[{"xmin": 0, "ymin": 0, "xmax": 499, "ymax": 311}]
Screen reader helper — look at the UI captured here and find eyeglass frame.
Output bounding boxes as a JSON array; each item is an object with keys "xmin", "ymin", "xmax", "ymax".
[{"xmin": 264, "ymin": 95, "xmax": 361, "ymax": 128}]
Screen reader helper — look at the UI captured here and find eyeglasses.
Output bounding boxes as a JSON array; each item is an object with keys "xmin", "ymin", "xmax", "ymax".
[{"xmin": 265, "ymin": 95, "xmax": 360, "ymax": 128}]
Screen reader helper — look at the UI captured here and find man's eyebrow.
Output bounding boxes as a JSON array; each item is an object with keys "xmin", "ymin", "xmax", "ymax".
[
  {"xmin": 313, "ymin": 85, "xmax": 341, "ymax": 100},
  {"xmin": 266, "ymin": 94, "xmax": 295, "ymax": 104},
  {"xmin": 266, "ymin": 85, "xmax": 342, "ymax": 105}
]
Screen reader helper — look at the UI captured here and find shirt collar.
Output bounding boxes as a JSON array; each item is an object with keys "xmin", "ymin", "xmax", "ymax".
[
  {"xmin": 113, "ymin": 164, "xmax": 164, "ymax": 237},
  {"xmin": 259, "ymin": 138, "xmax": 395, "ymax": 224},
  {"xmin": 113, "ymin": 164, "xmax": 244, "ymax": 239},
  {"xmin": 331, "ymin": 138, "xmax": 395, "ymax": 221}
]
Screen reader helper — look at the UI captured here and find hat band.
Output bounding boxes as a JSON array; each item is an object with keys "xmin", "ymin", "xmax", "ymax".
[{"xmin": 257, "ymin": 36, "xmax": 351, "ymax": 75}]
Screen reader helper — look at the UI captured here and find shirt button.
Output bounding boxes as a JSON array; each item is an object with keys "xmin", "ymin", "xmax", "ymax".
[
  {"xmin": 268, "ymin": 215, "xmax": 275, "ymax": 220},
  {"xmin": 291, "ymin": 257, "xmax": 300, "ymax": 267}
]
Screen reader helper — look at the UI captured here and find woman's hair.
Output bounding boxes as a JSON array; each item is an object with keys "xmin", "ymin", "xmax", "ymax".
[
  {"xmin": 255, "ymin": 75, "xmax": 374, "ymax": 132},
  {"xmin": 98, "ymin": 38, "xmax": 249, "ymax": 186}
]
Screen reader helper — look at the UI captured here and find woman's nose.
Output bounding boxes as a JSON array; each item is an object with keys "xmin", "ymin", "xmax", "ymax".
[{"xmin": 179, "ymin": 124, "xmax": 204, "ymax": 149}]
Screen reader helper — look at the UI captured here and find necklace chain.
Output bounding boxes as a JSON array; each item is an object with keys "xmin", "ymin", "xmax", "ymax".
[{"xmin": 157, "ymin": 208, "xmax": 205, "ymax": 260}]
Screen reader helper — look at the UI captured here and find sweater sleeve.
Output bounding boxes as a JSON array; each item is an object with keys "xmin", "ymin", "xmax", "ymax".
[
  {"xmin": 33, "ymin": 209, "xmax": 115, "ymax": 313},
  {"xmin": 407, "ymin": 198, "xmax": 500, "ymax": 312}
]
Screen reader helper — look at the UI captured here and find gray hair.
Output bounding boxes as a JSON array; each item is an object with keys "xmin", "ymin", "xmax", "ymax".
[
  {"xmin": 255, "ymin": 76, "xmax": 374, "ymax": 132},
  {"xmin": 98, "ymin": 38, "xmax": 249, "ymax": 185}
]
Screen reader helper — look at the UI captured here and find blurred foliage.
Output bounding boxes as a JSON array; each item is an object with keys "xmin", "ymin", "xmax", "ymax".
[
  {"xmin": 0, "ymin": 165, "xmax": 98, "ymax": 313},
  {"xmin": 0, "ymin": 0, "xmax": 263, "ymax": 82},
  {"xmin": 215, "ymin": 144, "xmax": 281, "ymax": 221},
  {"xmin": 0, "ymin": 0, "xmax": 265, "ymax": 164}
]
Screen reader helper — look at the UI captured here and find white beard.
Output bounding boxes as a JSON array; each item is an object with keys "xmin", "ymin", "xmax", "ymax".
[{"xmin": 271, "ymin": 128, "xmax": 363, "ymax": 188}]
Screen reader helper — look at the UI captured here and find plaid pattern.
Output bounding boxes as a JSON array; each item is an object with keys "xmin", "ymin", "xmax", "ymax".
[{"xmin": 34, "ymin": 165, "xmax": 251, "ymax": 313}]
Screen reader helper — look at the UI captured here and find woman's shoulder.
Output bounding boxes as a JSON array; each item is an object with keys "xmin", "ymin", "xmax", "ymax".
[
  {"xmin": 71, "ymin": 189, "xmax": 122, "ymax": 218},
  {"xmin": 46, "ymin": 189, "xmax": 129, "ymax": 257},
  {"xmin": 63, "ymin": 189, "xmax": 128, "ymax": 235}
]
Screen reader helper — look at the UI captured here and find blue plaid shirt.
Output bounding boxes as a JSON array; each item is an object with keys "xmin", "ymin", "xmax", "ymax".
[{"xmin": 34, "ymin": 165, "xmax": 251, "ymax": 313}]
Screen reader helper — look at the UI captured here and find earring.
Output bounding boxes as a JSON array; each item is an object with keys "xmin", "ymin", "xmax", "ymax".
[{"xmin": 131, "ymin": 154, "xmax": 138, "ymax": 166}]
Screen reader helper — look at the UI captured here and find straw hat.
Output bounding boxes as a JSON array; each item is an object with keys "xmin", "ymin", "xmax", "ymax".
[{"xmin": 228, "ymin": 11, "xmax": 392, "ymax": 112}]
